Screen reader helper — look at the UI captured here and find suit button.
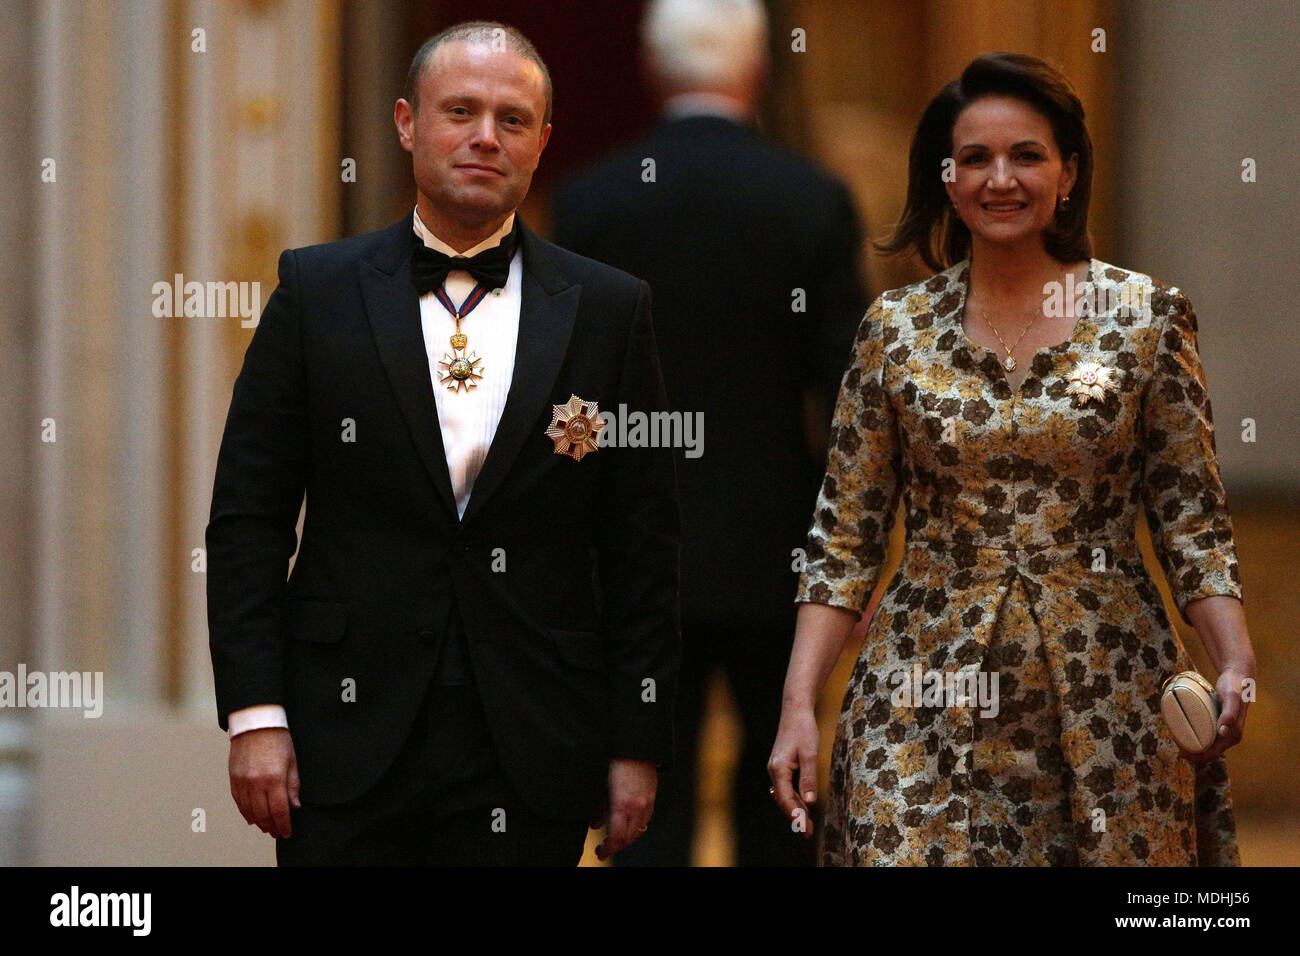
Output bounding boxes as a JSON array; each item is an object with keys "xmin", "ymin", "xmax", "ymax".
[{"xmin": 418, "ymin": 629, "xmax": 435, "ymax": 646}]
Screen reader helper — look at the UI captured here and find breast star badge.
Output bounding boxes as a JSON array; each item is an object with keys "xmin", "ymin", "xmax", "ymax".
[
  {"xmin": 1064, "ymin": 359, "xmax": 1120, "ymax": 406},
  {"xmin": 545, "ymin": 394, "xmax": 605, "ymax": 461}
]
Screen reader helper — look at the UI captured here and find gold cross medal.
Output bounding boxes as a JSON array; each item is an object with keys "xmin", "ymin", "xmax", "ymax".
[
  {"xmin": 545, "ymin": 394, "xmax": 605, "ymax": 461},
  {"xmin": 437, "ymin": 318, "xmax": 484, "ymax": 393},
  {"xmin": 1063, "ymin": 359, "xmax": 1120, "ymax": 406}
]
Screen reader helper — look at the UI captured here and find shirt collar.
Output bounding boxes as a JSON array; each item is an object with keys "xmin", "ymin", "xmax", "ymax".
[
  {"xmin": 412, "ymin": 207, "xmax": 516, "ymax": 258},
  {"xmin": 662, "ymin": 92, "xmax": 751, "ymax": 123}
]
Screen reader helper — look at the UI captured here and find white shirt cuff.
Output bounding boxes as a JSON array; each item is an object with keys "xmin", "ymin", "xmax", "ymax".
[{"xmin": 228, "ymin": 704, "xmax": 289, "ymax": 738}]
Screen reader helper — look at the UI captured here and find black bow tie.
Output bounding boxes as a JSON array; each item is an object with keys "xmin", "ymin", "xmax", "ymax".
[{"xmin": 410, "ymin": 224, "xmax": 518, "ymax": 296}]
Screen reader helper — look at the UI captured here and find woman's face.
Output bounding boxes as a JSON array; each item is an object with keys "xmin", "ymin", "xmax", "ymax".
[{"xmin": 945, "ymin": 95, "xmax": 1077, "ymax": 252}]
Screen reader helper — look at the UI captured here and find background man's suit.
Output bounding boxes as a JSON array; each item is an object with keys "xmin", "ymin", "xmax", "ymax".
[
  {"xmin": 207, "ymin": 217, "xmax": 680, "ymax": 863},
  {"xmin": 553, "ymin": 112, "xmax": 867, "ymax": 865}
]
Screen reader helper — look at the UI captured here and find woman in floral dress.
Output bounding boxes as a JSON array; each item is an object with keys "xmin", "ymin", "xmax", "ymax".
[{"xmin": 768, "ymin": 53, "xmax": 1256, "ymax": 866}]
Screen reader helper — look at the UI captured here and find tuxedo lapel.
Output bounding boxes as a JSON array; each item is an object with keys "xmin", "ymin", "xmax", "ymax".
[
  {"xmin": 461, "ymin": 222, "xmax": 581, "ymax": 525},
  {"xmin": 358, "ymin": 220, "xmax": 459, "ymax": 518}
]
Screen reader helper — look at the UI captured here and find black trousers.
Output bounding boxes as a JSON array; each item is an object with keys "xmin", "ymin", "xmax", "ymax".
[
  {"xmin": 613, "ymin": 619, "xmax": 818, "ymax": 867},
  {"xmin": 276, "ymin": 629, "xmax": 589, "ymax": 866}
]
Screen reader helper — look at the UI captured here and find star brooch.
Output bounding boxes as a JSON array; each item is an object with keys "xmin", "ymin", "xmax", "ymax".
[
  {"xmin": 1063, "ymin": 359, "xmax": 1120, "ymax": 406},
  {"xmin": 545, "ymin": 394, "xmax": 605, "ymax": 461}
]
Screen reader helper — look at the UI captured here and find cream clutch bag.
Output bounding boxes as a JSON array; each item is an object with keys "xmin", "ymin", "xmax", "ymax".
[{"xmin": 1160, "ymin": 671, "xmax": 1220, "ymax": 754}]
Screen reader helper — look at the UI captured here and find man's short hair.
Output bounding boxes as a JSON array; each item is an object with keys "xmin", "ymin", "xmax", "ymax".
[
  {"xmin": 641, "ymin": 0, "xmax": 768, "ymax": 93},
  {"xmin": 405, "ymin": 20, "xmax": 553, "ymax": 127}
]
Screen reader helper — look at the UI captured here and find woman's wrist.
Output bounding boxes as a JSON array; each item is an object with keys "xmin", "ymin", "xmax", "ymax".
[
  {"xmin": 1219, "ymin": 657, "xmax": 1257, "ymax": 680},
  {"xmin": 781, "ymin": 690, "xmax": 818, "ymax": 712}
]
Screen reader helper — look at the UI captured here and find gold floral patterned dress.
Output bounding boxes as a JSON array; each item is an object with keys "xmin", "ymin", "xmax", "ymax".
[{"xmin": 796, "ymin": 259, "xmax": 1244, "ymax": 866}]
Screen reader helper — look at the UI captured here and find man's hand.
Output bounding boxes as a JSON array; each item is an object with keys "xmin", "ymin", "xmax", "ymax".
[
  {"xmin": 229, "ymin": 727, "xmax": 300, "ymax": 838},
  {"xmin": 592, "ymin": 758, "xmax": 657, "ymax": 861}
]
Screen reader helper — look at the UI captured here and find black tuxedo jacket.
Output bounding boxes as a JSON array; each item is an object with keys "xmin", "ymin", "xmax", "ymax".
[
  {"xmin": 553, "ymin": 115, "xmax": 867, "ymax": 628},
  {"xmin": 206, "ymin": 218, "xmax": 681, "ymax": 820}
]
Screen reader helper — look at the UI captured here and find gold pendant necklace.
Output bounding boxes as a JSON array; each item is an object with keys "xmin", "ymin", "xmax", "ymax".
[{"xmin": 981, "ymin": 306, "xmax": 1038, "ymax": 372}]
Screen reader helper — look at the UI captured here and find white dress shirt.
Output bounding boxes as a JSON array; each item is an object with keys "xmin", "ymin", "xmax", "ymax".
[
  {"xmin": 227, "ymin": 208, "xmax": 523, "ymax": 738},
  {"xmin": 414, "ymin": 208, "xmax": 522, "ymax": 520}
]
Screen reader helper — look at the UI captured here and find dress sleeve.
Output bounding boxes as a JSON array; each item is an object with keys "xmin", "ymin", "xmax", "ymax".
[
  {"xmin": 1140, "ymin": 291, "xmax": 1243, "ymax": 626},
  {"xmin": 795, "ymin": 296, "xmax": 902, "ymax": 615}
]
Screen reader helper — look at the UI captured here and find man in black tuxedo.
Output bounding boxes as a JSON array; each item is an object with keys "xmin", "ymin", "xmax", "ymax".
[
  {"xmin": 207, "ymin": 21, "xmax": 680, "ymax": 866},
  {"xmin": 552, "ymin": 0, "xmax": 866, "ymax": 866}
]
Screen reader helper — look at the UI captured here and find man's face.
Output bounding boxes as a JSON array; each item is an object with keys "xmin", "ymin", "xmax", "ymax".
[{"xmin": 395, "ymin": 40, "xmax": 551, "ymax": 231}]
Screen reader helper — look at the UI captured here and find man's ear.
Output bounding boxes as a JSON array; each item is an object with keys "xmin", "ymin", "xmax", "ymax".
[
  {"xmin": 538, "ymin": 122, "xmax": 552, "ymax": 157},
  {"xmin": 394, "ymin": 98, "xmax": 415, "ymax": 153}
]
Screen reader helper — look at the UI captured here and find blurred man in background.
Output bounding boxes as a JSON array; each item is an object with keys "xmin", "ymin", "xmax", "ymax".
[{"xmin": 553, "ymin": 0, "xmax": 868, "ymax": 866}]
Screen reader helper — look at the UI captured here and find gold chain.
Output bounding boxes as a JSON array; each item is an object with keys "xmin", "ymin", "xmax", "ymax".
[{"xmin": 980, "ymin": 306, "xmax": 1040, "ymax": 372}]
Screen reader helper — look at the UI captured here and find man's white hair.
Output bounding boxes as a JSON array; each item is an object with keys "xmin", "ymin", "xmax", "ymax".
[{"xmin": 641, "ymin": 0, "xmax": 769, "ymax": 93}]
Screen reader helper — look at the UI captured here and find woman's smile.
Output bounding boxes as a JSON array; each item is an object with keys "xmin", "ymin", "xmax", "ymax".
[{"xmin": 980, "ymin": 200, "xmax": 1029, "ymax": 215}]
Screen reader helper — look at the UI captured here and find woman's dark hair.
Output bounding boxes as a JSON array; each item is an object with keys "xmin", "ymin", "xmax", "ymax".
[{"xmin": 878, "ymin": 52, "xmax": 1093, "ymax": 271}]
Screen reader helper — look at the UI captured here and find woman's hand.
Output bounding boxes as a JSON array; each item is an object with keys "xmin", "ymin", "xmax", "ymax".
[
  {"xmin": 1181, "ymin": 595, "xmax": 1255, "ymax": 764},
  {"xmin": 768, "ymin": 704, "xmax": 820, "ymax": 838},
  {"xmin": 1182, "ymin": 665, "xmax": 1251, "ymax": 764},
  {"xmin": 768, "ymin": 602, "xmax": 860, "ymax": 837}
]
